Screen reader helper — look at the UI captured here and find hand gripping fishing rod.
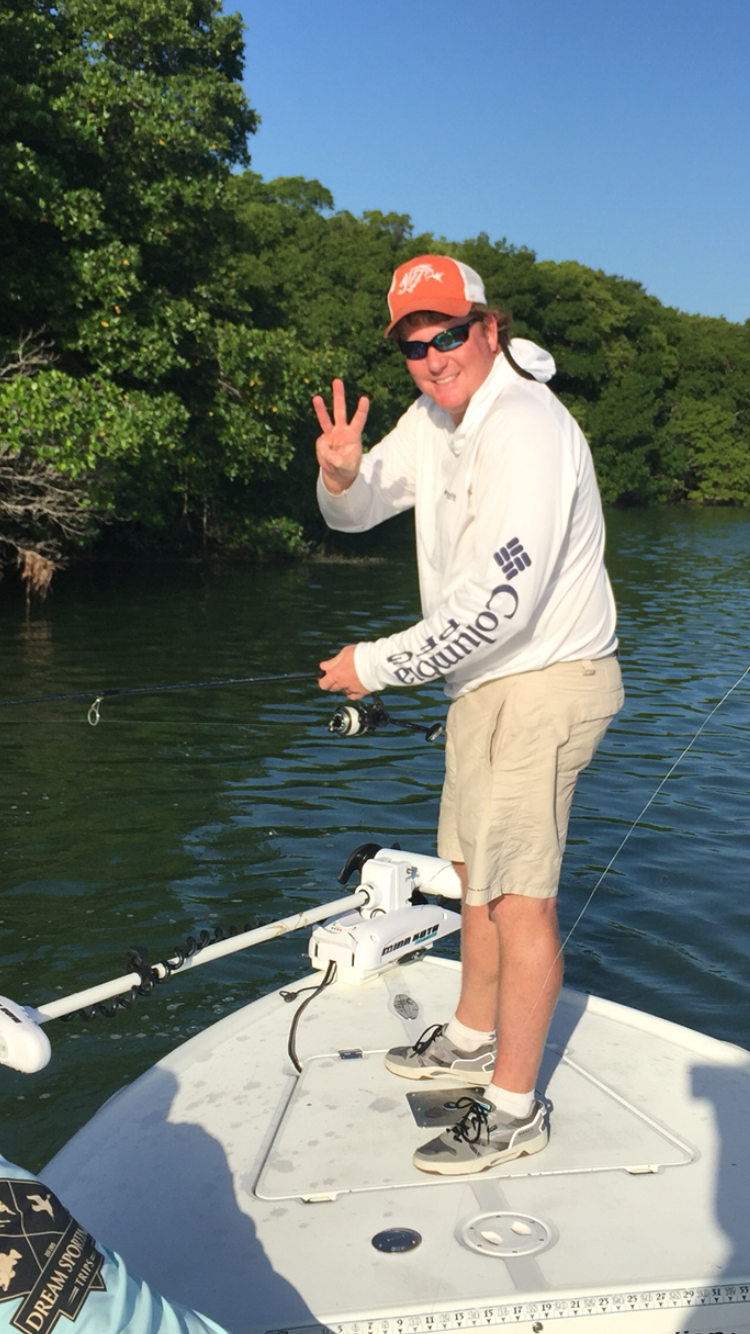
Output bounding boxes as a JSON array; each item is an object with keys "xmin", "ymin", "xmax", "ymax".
[{"xmin": 0, "ymin": 672, "xmax": 443, "ymax": 740}]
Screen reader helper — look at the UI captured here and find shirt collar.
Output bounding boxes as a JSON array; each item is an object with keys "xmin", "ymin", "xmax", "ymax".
[{"xmin": 429, "ymin": 351, "xmax": 516, "ymax": 453}]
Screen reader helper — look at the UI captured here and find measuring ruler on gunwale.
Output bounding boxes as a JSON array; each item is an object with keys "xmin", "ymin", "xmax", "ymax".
[{"xmin": 271, "ymin": 1283, "xmax": 750, "ymax": 1334}]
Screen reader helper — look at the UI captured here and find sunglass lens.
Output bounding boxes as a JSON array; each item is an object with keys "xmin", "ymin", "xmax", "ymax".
[
  {"xmin": 399, "ymin": 340, "xmax": 427, "ymax": 360},
  {"xmin": 433, "ymin": 329, "xmax": 464, "ymax": 352},
  {"xmin": 434, "ymin": 321, "xmax": 476, "ymax": 351},
  {"xmin": 398, "ymin": 319, "xmax": 476, "ymax": 360}
]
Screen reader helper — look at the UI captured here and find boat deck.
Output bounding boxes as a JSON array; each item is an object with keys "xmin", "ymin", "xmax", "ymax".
[{"xmin": 43, "ymin": 956, "xmax": 750, "ymax": 1334}]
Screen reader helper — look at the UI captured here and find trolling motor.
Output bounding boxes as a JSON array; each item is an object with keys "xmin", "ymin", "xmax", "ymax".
[
  {"xmin": 0, "ymin": 841, "xmax": 462, "ymax": 1069},
  {"xmin": 309, "ymin": 843, "xmax": 462, "ymax": 985},
  {"xmin": 328, "ymin": 692, "xmax": 443, "ymax": 743}
]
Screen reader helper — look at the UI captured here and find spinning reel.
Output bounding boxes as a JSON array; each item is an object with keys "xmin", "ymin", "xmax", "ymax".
[{"xmin": 327, "ymin": 692, "xmax": 443, "ymax": 743}]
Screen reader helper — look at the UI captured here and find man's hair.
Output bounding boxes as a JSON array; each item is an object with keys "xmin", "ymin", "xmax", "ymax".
[
  {"xmin": 388, "ymin": 303, "xmax": 513, "ymax": 342},
  {"xmin": 389, "ymin": 303, "xmax": 537, "ymax": 382}
]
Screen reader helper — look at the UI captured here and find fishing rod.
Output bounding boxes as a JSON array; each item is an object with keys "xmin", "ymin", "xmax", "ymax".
[
  {"xmin": 0, "ymin": 670, "xmax": 321, "ymax": 715},
  {"xmin": 0, "ymin": 670, "xmax": 444, "ymax": 740}
]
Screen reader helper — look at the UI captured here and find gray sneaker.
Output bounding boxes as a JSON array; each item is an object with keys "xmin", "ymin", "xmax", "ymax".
[
  {"xmin": 413, "ymin": 1095, "xmax": 549, "ymax": 1175},
  {"xmin": 385, "ymin": 1023, "xmax": 495, "ymax": 1085}
]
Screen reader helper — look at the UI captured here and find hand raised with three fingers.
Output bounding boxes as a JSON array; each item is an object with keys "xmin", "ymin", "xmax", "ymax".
[{"xmin": 313, "ymin": 378, "xmax": 369, "ymax": 494}]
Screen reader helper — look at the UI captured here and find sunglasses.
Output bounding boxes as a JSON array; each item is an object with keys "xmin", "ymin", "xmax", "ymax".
[{"xmin": 398, "ymin": 317, "xmax": 482, "ymax": 361}]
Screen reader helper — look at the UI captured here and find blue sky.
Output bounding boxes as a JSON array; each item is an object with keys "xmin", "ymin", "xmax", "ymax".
[{"xmin": 235, "ymin": 1, "xmax": 749, "ymax": 324}]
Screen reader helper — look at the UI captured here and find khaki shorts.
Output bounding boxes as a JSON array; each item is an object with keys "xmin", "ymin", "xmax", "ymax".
[{"xmin": 437, "ymin": 657, "xmax": 624, "ymax": 904}]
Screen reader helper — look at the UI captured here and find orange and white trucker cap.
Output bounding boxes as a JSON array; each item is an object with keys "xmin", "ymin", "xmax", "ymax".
[{"xmin": 385, "ymin": 255, "xmax": 486, "ymax": 335}]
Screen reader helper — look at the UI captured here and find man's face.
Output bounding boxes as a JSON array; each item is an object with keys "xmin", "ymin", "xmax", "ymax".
[{"xmin": 401, "ymin": 315, "xmax": 498, "ymax": 425}]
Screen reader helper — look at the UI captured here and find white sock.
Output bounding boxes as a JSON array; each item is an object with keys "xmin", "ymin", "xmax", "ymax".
[
  {"xmin": 444, "ymin": 1016, "xmax": 495, "ymax": 1052},
  {"xmin": 483, "ymin": 1083, "xmax": 536, "ymax": 1120}
]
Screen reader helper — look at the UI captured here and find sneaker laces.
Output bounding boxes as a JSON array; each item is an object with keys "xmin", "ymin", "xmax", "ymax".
[
  {"xmin": 449, "ymin": 1097, "xmax": 492, "ymax": 1144},
  {"xmin": 412, "ymin": 1022, "xmax": 446, "ymax": 1055}
]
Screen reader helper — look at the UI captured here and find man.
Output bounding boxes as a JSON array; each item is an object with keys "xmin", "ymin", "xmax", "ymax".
[{"xmin": 313, "ymin": 254, "xmax": 623, "ymax": 1176}]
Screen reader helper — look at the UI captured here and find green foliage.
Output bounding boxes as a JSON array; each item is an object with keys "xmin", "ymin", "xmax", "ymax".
[
  {"xmin": 0, "ymin": 370, "xmax": 186, "ymax": 478},
  {"xmin": 452, "ymin": 240, "xmax": 750, "ymax": 506},
  {"xmin": 1, "ymin": 0, "xmax": 252, "ymax": 355},
  {"xmin": 0, "ymin": 365, "xmax": 190, "ymax": 543},
  {"xmin": 662, "ymin": 399, "xmax": 750, "ymax": 503},
  {"xmin": 229, "ymin": 172, "xmax": 439, "ymax": 444},
  {"xmin": 1, "ymin": 3, "xmax": 749, "ymax": 588},
  {"xmin": 211, "ymin": 324, "xmax": 344, "ymax": 477},
  {"xmin": 0, "ymin": 0, "xmax": 335, "ymax": 561}
]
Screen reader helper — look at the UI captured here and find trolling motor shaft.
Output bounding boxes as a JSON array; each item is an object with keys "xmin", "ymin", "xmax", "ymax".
[{"xmin": 327, "ymin": 692, "xmax": 443, "ymax": 743}]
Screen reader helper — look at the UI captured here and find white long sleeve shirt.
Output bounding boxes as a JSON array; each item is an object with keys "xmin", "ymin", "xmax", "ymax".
[{"xmin": 317, "ymin": 340, "xmax": 618, "ymax": 700}]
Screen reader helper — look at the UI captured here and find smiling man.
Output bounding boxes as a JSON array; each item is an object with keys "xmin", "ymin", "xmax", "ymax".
[{"xmin": 313, "ymin": 255, "xmax": 624, "ymax": 1175}]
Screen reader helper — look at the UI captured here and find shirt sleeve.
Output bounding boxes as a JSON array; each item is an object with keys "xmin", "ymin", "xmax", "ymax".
[
  {"xmin": 0, "ymin": 1155, "xmax": 231, "ymax": 1334},
  {"xmin": 316, "ymin": 403, "xmax": 420, "ymax": 532},
  {"xmin": 353, "ymin": 392, "xmax": 580, "ymax": 692}
]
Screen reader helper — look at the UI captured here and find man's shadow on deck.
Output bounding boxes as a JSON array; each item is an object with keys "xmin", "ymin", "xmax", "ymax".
[
  {"xmin": 691, "ymin": 1063, "xmax": 750, "ymax": 1282},
  {"xmin": 43, "ymin": 1067, "xmax": 314, "ymax": 1334},
  {"xmin": 537, "ymin": 987, "xmax": 590, "ymax": 1102}
]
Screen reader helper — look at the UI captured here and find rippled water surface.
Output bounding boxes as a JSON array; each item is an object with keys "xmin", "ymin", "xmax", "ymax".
[{"xmin": 2, "ymin": 506, "xmax": 750, "ymax": 1170}]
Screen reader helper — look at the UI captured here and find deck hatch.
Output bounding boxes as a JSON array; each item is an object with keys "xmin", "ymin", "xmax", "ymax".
[
  {"xmin": 460, "ymin": 1211, "xmax": 552, "ymax": 1258},
  {"xmin": 255, "ymin": 1048, "xmax": 694, "ymax": 1201}
]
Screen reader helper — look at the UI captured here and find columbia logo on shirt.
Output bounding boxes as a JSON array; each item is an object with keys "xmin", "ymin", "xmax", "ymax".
[{"xmin": 494, "ymin": 537, "xmax": 531, "ymax": 580}]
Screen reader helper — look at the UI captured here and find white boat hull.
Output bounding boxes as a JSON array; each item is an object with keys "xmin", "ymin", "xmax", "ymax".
[{"xmin": 42, "ymin": 957, "xmax": 750, "ymax": 1334}]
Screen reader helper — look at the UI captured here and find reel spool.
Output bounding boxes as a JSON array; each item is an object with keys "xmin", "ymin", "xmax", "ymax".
[
  {"xmin": 328, "ymin": 694, "xmax": 443, "ymax": 743},
  {"xmin": 328, "ymin": 700, "xmax": 388, "ymax": 737}
]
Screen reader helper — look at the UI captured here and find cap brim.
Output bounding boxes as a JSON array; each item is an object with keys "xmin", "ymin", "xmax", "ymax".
[{"xmin": 384, "ymin": 296, "xmax": 474, "ymax": 338}]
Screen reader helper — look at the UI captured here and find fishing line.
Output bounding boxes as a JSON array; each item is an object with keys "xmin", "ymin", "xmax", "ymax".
[
  {"xmin": 0, "ymin": 714, "xmax": 323, "ymax": 731},
  {"xmin": 559, "ymin": 660, "xmax": 750, "ymax": 957},
  {"xmin": 0, "ymin": 672, "xmax": 443, "ymax": 739},
  {"xmin": 0, "ymin": 670, "xmax": 321, "ymax": 716},
  {"xmin": 511, "ymin": 660, "xmax": 750, "ymax": 1053}
]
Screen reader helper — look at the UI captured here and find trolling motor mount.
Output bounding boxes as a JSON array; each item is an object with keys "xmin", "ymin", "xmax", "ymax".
[{"xmin": 309, "ymin": 846, "xmax": 462, "ymax": 984}]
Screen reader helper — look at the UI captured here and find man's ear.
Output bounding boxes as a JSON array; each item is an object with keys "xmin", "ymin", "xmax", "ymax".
[{"xmin": 483, "ymin": 314, "xmax": 499, "ymax": 354}]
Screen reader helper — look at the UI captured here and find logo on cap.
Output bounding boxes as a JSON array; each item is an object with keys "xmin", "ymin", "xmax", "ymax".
[{"xmin": 397, "ymin": 263, "xmax": 444, "ymax": 296}]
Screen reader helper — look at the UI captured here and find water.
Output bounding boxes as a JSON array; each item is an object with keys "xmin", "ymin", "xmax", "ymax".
[{"xmin": 1, "ymin": 507, "xmax": 749, "ymax": 1172}]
